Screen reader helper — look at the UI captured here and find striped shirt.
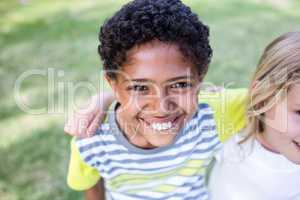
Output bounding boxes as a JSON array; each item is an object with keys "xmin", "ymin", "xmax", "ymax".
[{"xmin": 75, "ymin": 103, "xmax": 221, "ymax": 200}]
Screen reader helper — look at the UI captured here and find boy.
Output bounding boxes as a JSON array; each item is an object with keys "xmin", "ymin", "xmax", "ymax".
[{"xmin": 67, "ymin": 0, "xmax": 246, "ymax": 199}]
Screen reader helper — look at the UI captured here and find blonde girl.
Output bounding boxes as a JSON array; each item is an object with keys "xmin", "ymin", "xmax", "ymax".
[{"xmin": 209, "ymin": 31, "xmax": 300, "ymax": 200}]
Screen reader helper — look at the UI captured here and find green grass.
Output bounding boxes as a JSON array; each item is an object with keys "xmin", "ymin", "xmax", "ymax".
[
  {"xmin": 0, "ymin": 0, "xmax": 300, "ymax": 199},
  {"xmin": 0, "ymin": 123, "xmax": 83, "ymax": 200}
]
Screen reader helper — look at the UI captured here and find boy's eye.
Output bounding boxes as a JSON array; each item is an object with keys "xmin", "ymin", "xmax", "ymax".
[
  {"xmin": 170, "ymin": 82, "xmax": 193, "ymax": 89},
  {"xmin": 134, "ymin": 85, "xmax": 148, "ymax": 91},
  {"xmin": 128, "ymin": 85, "xmax": 149, "ymax": 92},
  {"xmin": 296, "ymin": 110, "xmax": 300, "ymax": 116}
]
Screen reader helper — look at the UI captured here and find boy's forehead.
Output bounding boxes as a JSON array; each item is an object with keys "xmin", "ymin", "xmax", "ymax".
[
  {"xmin": 118, "ymin": 62, "xmax": 198, "ymax": 84},
  {"xmin": 111, "ymin": 40, "xmax": 201, "ymax": 83},
  {"xmin": 125, "ymin": 40, "xmax": 191, "ymax": 66}
]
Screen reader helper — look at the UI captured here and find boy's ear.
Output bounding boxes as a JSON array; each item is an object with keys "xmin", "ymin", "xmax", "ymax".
[
  {"xmin": 105, "ymin": 74, "xmax": 121, "ymax": 101},
  {"xmin": 105, "ymin": 74, "xmax": 117, "ymax": 91}
]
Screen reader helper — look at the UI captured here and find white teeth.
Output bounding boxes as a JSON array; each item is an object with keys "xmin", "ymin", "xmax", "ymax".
[{"xmin": 150, "ymin": 122, "xmax": 172, "ymax": 131}]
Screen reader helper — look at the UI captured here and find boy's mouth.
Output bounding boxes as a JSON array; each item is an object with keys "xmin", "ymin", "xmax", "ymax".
[{"xmin": 139, "ymin": 114, "xmax": 184, "ymax": 132}]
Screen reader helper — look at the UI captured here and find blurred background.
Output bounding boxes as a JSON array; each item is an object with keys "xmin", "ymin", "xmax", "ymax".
[{"xmin": 0, "ymin": 0, "xmax": 300, "ymax": 199}]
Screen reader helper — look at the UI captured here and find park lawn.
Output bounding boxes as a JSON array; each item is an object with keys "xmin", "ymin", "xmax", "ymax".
[{"xmin": 0, "ymin": 0, "xmax": 300, "ymax": 199}]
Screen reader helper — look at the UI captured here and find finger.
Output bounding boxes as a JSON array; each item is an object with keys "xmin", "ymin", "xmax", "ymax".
[
  {"xmin": 77, "ymin": 117, "xmax": 90, "ymax": 137},
  {"xmin": 65, "ymin": 111, "xmax": 90, "ymax": 137},
  {"xmin": 64, "ymin": 115, "xmax": 78, "ymax": 136},
  {"xmin": 64, "ymin": 123, "xmax": 73, "ymax": 135},
  {"xmin": 87, "ymin": 110, "xmax": 105, "ymax": 136}
]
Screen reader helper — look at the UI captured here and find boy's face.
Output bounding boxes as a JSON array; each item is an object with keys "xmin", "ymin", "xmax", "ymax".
[{"xmin": 107, "ymin": 40, "xmax": 202, "ymax": 148}]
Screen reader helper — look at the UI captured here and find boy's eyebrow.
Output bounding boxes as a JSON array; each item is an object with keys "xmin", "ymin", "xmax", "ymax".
[
  {"xmin": 166, "ymin": 76, "xmax": 196, "ymax": 82},
  {"xmin": 123, "ymin": 76, "xmax": 196, "ymax": 83},
  {"xmin": 123, "ymin": 79, "xmax": 151, "ymax": 83}
]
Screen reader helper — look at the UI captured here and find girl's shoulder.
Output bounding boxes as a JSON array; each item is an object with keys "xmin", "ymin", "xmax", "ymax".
[{"xmin": 214, "ymin": 133, "xmax": 255, "ymax": 163}]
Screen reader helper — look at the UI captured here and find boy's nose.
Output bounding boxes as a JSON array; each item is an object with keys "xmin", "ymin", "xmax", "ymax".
[{"xmin": 149, "ymin": 91, "xmax": 177, "ymax": 114}]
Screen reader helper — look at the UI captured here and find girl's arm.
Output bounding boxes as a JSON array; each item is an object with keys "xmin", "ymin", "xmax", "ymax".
[
  {"xmin": 85, "ymin": 179, "xmax": 106, "ymax": 200},
  {"xmin": 64, "ymin": 91, "xmax": 115, "ymax": 137}
]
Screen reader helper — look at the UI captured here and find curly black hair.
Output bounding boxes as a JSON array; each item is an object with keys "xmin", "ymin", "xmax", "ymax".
[{"xmin": 98, "ymin": 0, "xmax": 212, "ymax": 79}]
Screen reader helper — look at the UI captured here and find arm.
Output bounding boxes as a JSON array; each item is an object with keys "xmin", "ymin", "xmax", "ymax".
[
  {"xmin": 67, "ymin": 138, "xmax": 102, "ymax": 193},
  {"xmin": 64, "ymin": 91, "xmax": 115, "ymax": 137},
  {"xmin": 68, "ymin": 138, "xmax": 105, "ymax": 199},
  {"xmin": 85, "ymin": 179, "xmax": 106, "ymax": 200}
]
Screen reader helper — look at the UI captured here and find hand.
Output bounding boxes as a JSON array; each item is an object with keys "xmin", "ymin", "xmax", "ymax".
[{"xmin": 64, "ymin": 91, "xmax": 114, "ymax": 137}]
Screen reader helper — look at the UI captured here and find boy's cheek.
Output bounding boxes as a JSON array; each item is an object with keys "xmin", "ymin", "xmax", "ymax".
[
  {"xmin": 115, "ymin": 92, "xmax": 143, "ymax": 111},
  {"xmin": 177, "ymin": 92, "xmax": 198, "ymax": 110}
]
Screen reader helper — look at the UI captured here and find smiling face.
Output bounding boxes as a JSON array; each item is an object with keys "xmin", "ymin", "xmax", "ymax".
[
  {"xmin": 106, "ymin": 40, "xmax": 201, "ymax": 148},
  {"xmin": 260, "ymin": 84, "xmax": 300, "ymax": 164}
]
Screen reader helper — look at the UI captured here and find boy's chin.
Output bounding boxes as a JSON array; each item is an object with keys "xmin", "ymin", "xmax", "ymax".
[{"xmin": 146, "ymin": 132, "xmax": 177, "ymax": 147}]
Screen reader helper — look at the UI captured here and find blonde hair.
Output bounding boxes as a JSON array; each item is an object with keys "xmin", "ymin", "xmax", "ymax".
[{"xmin": 242, "ymin": 31, "xmax": 300, "ymax": 142}]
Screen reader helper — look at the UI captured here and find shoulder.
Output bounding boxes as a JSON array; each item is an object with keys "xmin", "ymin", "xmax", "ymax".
[
  {"xmin": 184, "ymin": 103, "xmax": 222, "ymax": 152},
  {"xmin": 199, "ymin": 88, "xmax": 248, "ymax": 143},
  {"xmin": 75, "ymin": 125, "xmax": 110, "ymax": 149},
  {"xmin": 68, "ymin": 138, "xmax": 101, "ymax": 190},
  {"xmin": 191, "ymin": 103, "xmax": 215, "ymax": 124},
  {"xmin": 198, "ymin": 102, "xmax": 214, "ymax": 114},
  {"xmin": 74, "ymin": 123, "xmax": 116, "ymax": 162},
  {"xmin": 215, "ymin": 133, "xmax": 254, "ymax": 163},
  {"xmin": 185, "ymin": 103, "xmax": 216, "ymax": 134}
]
